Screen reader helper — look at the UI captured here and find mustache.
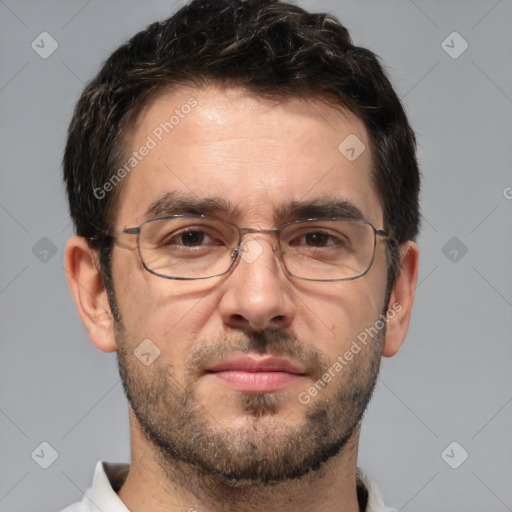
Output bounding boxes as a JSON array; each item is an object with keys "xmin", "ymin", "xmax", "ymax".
[{"xmin": 184, "ymin": 328, "xmax": 329, "ymax": 381}]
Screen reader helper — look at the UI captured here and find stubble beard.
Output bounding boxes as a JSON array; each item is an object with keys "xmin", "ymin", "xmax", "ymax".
[{"xmin": 115, "ymin": 323, "xmax": 384, "ymax": 487}]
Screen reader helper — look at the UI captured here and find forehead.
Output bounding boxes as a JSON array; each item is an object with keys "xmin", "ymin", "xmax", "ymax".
[{"xmin": 115, "ymin": 85, "xmax": 383, "ymax": 228}]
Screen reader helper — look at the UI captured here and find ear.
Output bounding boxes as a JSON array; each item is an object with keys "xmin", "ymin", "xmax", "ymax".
[
  {"xmin": 64, "ymin": 236, "xmax": 117, "ymax": 353},
  {"xmin": 382, "ymin": 240, "xmax": 419, "ymax": 357}
]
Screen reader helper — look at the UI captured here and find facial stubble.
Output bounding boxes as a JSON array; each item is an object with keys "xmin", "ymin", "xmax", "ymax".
[{"xmin": 115, "ymin": 321, "xmax": 385, "ymax": 487}]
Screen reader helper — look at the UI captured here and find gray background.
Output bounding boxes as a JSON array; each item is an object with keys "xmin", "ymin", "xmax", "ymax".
[{"xmin": 1, "ymin": 0, "xmax": 511, "ymax": 510}]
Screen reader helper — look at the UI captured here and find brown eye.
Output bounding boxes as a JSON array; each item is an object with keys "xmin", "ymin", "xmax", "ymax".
[
  {"xmin": 177, "ymin": 230, "xmax": 206, "ymax": 246},
  {"xmin": 289, "ymin": 230, "xmax": 346, "ymax": 248},
  {"xmin": 303, "ymin": 232, "xmax": 333, "ymax": 246}
]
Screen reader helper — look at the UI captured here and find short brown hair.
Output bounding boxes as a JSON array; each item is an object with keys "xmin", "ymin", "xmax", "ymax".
[{"xmin": 63, "ymin": 0, "xmax": 420, "ymax": 301}]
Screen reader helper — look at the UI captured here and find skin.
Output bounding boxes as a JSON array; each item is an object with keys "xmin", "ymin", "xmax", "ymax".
[{"xmin": 65, "ymin": 85, "xmax": 419, "ymax": 512}]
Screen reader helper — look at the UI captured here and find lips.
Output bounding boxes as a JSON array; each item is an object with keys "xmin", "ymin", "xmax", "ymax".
[
  {"xmin": 205, "ymin": 356, "xmax": 306, "ymax": 393},
  {"xmin": 206, "ymin": 356, "xmax": 305, "ymax": 374}
]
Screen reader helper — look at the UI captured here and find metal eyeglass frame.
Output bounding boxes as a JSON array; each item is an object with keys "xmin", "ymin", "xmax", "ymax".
[{"xmin": 101, "ymin": 214, "xmax": 395, "ymax": 282}]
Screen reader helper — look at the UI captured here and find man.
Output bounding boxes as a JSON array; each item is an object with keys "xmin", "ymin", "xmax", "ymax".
[{"xmin": 62, "ymin": 0, "xmax": 420, "ymax": 510}]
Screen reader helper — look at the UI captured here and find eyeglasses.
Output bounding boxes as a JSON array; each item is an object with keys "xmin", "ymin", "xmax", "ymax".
[{"xmin": 103, "ymin": 214, "xmax": 394, "ymax": 282}]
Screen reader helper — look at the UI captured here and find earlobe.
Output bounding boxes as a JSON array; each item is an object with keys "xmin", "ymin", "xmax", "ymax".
[
  {"xmin": 382, "ymin": 241, "xmax": 419, "ymax": 358},
  {"xmin": 64, "ymin": 236, "xmax": 118, "ymax": 353}
]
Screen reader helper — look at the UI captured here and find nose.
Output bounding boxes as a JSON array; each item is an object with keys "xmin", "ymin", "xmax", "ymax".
[{"xmin": 217, "ymin": 235, "xmax": 296, "ymax": 332}]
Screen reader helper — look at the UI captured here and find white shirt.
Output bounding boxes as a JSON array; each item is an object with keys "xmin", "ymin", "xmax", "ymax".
[{"xmin": 60, "ymin": 461, "xmax": 396, "ymax": 512}]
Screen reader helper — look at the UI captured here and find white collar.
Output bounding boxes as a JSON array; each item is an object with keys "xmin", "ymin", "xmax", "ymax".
[{"xmin": 64, "ymin": 461, "xmax": 395, "ymax": 512}]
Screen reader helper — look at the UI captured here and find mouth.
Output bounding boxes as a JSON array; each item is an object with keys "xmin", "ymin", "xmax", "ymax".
[{"xmin": 204, "ymin": 356, "xmax": 307, "ymax": 393}]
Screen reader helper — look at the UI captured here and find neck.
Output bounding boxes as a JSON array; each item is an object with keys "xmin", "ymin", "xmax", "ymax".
[
  {"xmin": 118, "ymin": 413, "xmax": 359, "ymax": 512},
  {"xmin": 117, "ymin": 412, "xmax": 362, "ymax": 512}
]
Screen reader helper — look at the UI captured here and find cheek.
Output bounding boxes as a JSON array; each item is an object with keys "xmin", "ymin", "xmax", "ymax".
[
  {"xmin": 112, "ymin": 250, "xmax": 218, "ymax": 351},
  {"xmin": 297, "ymin": 279, "xmax": 384, "ymax": 361},
  {"xmin": 113, "ymin": 250, "xmax": 152, "ymax": 328}
]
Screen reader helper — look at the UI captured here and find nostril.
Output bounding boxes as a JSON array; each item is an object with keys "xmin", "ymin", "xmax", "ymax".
[{"xmin": 229, "ymin": 314, "xmax": 247, "ymax": 327}]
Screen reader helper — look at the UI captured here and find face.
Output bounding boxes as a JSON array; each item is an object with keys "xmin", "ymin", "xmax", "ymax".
[{"xmin": 110, "ymin": 86, "xmax": 390, "ymax": 483}]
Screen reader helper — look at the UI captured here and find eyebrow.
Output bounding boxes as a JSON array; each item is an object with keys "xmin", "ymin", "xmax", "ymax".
[
  {"xmin": 143, "ymin": 191, "xmax": 242, "ymax": 220},
  {"xmin": 274, "ymin": 198, "xmax": 366, "ymax": 223},
  {"xmin": 141, "ymin": 191, "xmax": 367, "ymax": 225}
]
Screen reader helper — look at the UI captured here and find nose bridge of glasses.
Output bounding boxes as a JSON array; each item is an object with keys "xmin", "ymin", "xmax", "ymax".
[
  {"xmin": 232, "ymin": 227, "xmax": 283, "ymax": 268},
  {"xmin": 239, "ymin": 227, "xmax": 279, "ymax": 235},
  {"xmin": 238, "ymin": 227, "xmax": 280, "ymax": 250}
]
